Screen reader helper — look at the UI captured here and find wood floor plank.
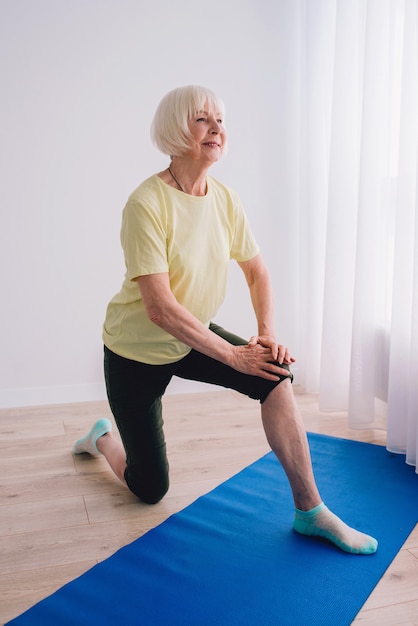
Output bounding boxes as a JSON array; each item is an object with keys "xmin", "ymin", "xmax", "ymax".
[
  {"xmin": 0, "ymin": 496, "xmax": 88, "ymax": 535},
  {"xmin": 354, "ymin": 599, "xmax": 418, "ymax": 624},
  {"xmin": 0, "ymin": 561, "xmax": 97, "ymax": 625},
  {"xmin": 360, "ymin": 547, "xmax": 418, "ymax": 611},
  {"xmin": 0, "ymin": 468, "xmax": 122, "ymax": 506},
  {"xmin": 0, "ymin": 449, "xmax": 76, "ymax": 479},
  {"xmin": 0, "ymin": 519, "xmax": 143, "ymax": 576},
  {"xmin": 409, "ymin": 546, "xmax": 418, "ymax": 558},
  {"xmin": 0, "ymin": 414, "xmax": 65, "ymax": 440}
]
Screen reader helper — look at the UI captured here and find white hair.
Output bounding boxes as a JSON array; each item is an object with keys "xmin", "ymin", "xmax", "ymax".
[{"xmin": 150, "ymin": 85, "xmax": 225, "ymax": 156}]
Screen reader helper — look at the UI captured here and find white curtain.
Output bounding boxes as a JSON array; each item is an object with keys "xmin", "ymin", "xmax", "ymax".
[{"xmin": 295, "ymin": 0, "xmax": 418, "ymax": 470}]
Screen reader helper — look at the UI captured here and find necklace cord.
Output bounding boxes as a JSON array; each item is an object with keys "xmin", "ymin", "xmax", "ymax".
[{"xmin": 168, "ymin": 167, "xmax": 184, "ymax": 192}]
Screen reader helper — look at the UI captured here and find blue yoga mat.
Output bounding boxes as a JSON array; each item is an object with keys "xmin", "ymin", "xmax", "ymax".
[{"xmin": 7, "ymin": 434, "xmax": 418, "ymax": 625}]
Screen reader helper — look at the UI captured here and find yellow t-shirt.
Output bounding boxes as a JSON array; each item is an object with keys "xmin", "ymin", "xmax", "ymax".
[{"xmin": 103, "ymin": 174, "xmax": 260, "ymax": 364}]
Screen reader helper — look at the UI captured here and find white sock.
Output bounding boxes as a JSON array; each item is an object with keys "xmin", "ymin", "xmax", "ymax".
[
  {"xmin": 293, "ymin": 502, "xmax": 378, "ymax": 554},
  {"xmin": 72, "ymin": 418, "xmax": 112, "ymax": 456}
]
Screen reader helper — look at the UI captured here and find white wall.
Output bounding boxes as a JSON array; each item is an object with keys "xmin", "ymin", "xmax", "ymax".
[{"xmin": 0, "ymin": 0, "xmax": 304, "ymax": 407}]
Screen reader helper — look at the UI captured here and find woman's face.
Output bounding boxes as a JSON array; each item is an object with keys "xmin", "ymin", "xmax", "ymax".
[{"xmin": 185, "ymin": 103, "xmax": 226, "ymax": 164}]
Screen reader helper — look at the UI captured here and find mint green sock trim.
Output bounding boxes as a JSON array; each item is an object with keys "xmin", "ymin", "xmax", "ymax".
[{"xmin": 294, "ymin": 502, "xmax": 325, "ymax": 519}]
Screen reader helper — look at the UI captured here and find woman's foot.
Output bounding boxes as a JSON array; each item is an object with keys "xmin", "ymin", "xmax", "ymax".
[
  {"xmin": 72, "ymin": 418, "xmax": 112, "ymax": 456},
  {"xmin": 293, "ymin": 502, "xmax": 378, "ymax": 554}
]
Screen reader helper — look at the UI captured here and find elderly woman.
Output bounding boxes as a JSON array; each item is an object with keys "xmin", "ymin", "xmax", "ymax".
[{"xmin": 74, "ymin": 85, "xmax": 377, "ymax": 555}]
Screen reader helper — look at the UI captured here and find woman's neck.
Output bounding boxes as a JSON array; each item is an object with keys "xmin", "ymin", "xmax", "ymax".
[{"xmin": 165, "ymin": 159, "xmax": 209, "ymax": 196}]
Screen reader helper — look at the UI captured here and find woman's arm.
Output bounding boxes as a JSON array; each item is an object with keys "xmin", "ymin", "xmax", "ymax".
[
  {"xmin": 135, "ymin": 272, "xmax": 290, "ymax": 380},
  {"xmin": 238, "ymin": 255, "xmax": 295, "ymax": 365}
]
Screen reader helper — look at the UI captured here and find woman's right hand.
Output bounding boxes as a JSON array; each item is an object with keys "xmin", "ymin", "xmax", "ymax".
[{"xmin": 229, "ymin": 343, "xmax": 291, "ymax": 381}]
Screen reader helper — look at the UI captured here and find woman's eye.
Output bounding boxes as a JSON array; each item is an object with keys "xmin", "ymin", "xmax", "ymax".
[{"xmin": 196, "ymin": 117, "xmax": 205, "ymax": 122}]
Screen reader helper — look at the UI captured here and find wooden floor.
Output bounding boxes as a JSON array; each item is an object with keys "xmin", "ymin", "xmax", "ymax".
[{"xmin": 1, "ymin": 389, "xmax": 417, "ymax": 625}]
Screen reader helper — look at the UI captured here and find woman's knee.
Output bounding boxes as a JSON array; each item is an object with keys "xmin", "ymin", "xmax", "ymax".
[{"xmin": 125, "ymin": 464, "xmax": 169, "ymax": 504}]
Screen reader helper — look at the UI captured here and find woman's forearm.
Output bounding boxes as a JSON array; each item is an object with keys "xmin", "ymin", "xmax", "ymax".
[
  {"xmin": 239, "ymin": 255, "xmax": 277, "ymax": 339},
  {"xmin": 250, "ymin": 271, "xmax": 276, "ymax": 338},
  {"xmin": 136, "ymin": 274, "xmax": 235, "ymax": 365}
]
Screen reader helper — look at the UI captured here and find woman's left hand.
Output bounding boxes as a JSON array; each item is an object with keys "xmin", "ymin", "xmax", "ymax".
[{"xmin": 248, "ymin": 335, "xmax": 296, "ymax": 365}]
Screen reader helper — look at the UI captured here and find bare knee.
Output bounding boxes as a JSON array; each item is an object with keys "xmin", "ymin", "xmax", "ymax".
[{"xmin": 263, "ymin": 376, "xmax": 294, "ymax": 405}]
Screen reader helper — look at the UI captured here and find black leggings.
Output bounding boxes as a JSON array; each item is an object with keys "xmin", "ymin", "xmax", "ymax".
[{"xmin": 104, "ymin": 323, "xmax": 292, "ymax": 504}]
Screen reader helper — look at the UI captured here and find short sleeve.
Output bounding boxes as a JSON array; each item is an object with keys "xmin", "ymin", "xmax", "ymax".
[
  {"xmin": 229, "ymin": 196, "xmax": 260, "ymax": 262},
  {"xmin": 121, "ymin": 198, "xmax": 169, "ymax": 281}
]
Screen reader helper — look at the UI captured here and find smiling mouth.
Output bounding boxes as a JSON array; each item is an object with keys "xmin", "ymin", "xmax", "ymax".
[{"xmin": 203, "ymin": 142, "xmax": 220, "ymax": 147}]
